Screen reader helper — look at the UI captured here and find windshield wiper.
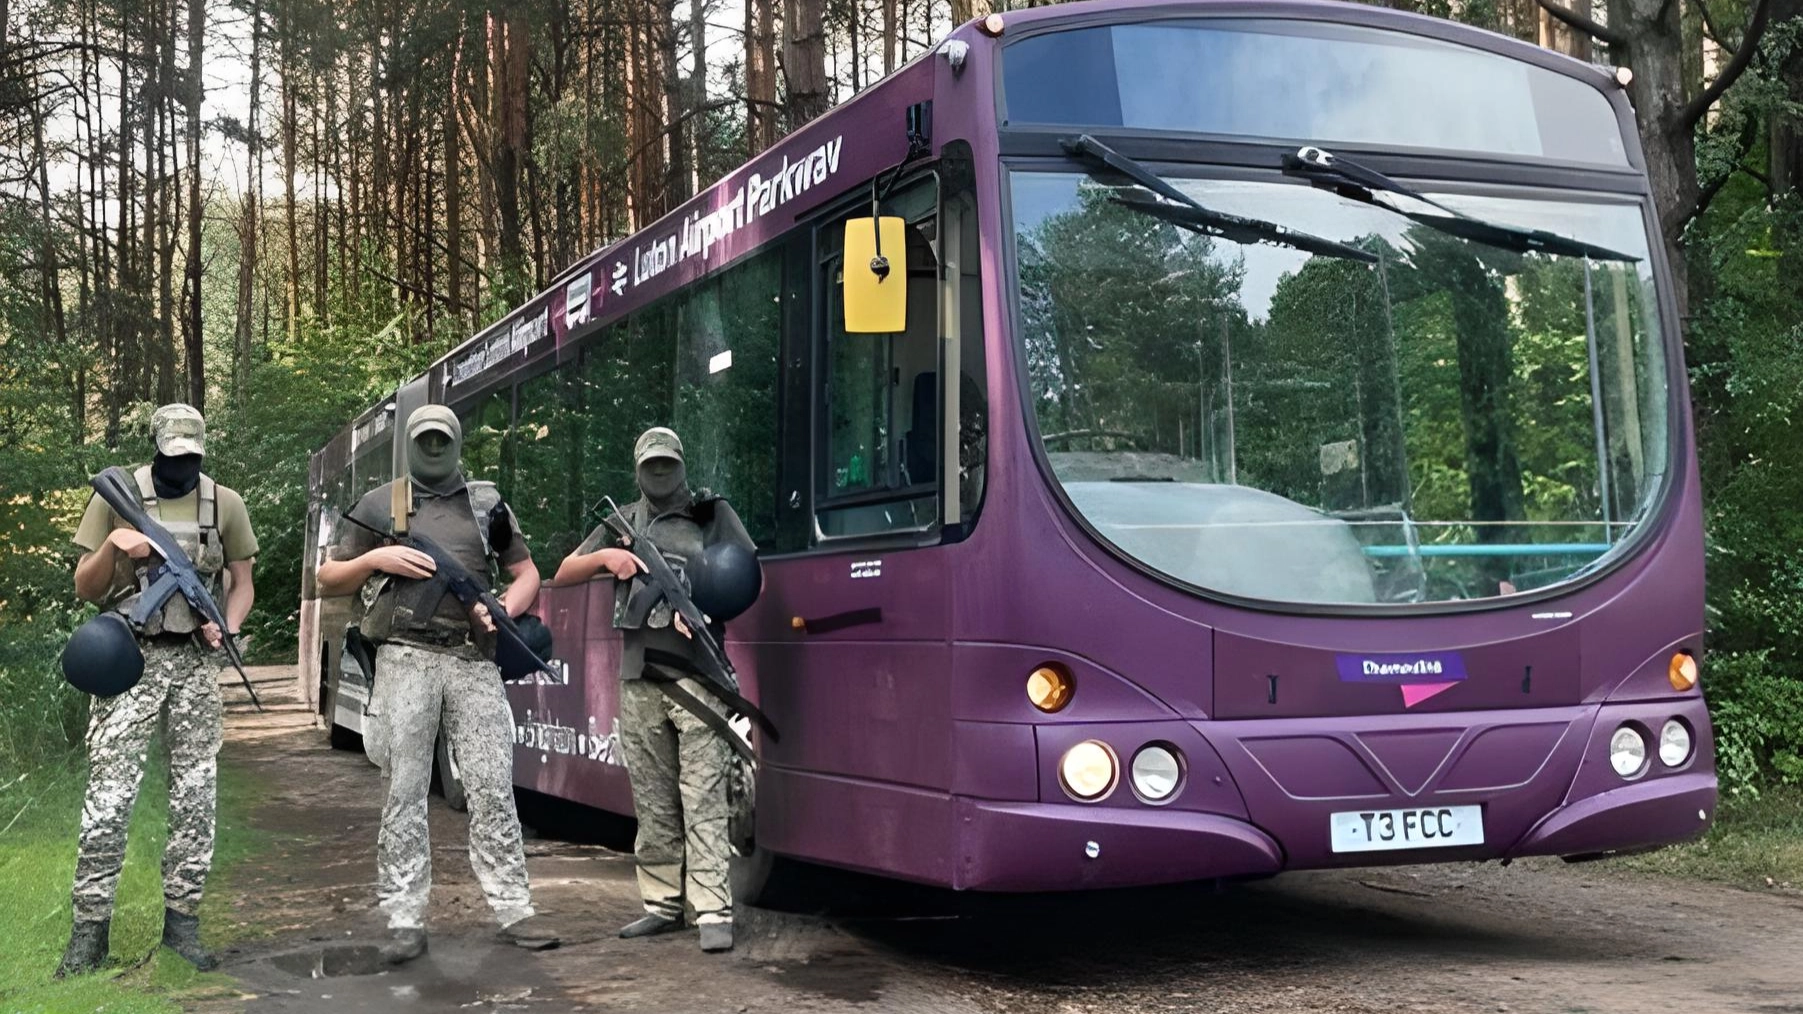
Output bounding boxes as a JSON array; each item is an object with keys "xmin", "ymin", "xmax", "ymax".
[
  {"xmin": 1282, "ymin": 145, "xmax": 1640, "ymax": 263},
  {"xmin": 1060, "ymin": 135, "xmax": 1378, "ymax": 265}
]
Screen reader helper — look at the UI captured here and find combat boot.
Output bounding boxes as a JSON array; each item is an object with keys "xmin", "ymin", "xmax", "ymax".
[
  {"xmin": 380, "ymin": 927, "xmax": 428, "ymax": 965},
  {"xmin": 161, "ymin": 908, "xmax": 220, "ymax": 971},
  {"xmin": 699, "ymin": 921, "xmax": 733, "ymax": 953},
  {"xmin": 497, "ymin": 914, "xmax": 561, "ymax": 951},
  {"xmin": 619, "ymin": 913, "xmax": 682, "ymax": 939},
  {"xmin": 54, "ymin": 918, "xmax": 110, "ymax": 978}
]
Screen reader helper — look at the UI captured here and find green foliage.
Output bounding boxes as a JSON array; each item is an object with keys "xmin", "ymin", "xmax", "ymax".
[
  {"xmin": 1687, "ymin": 187, "xmax": 1803, "ymax": 794},
  {"xmin": 0, "ymin": 760, "xmax": 260, "ymax": 1011}
]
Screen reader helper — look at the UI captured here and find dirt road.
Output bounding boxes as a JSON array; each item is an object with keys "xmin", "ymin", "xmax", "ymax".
[{"xmin": 211, "ymin": 670, "xmax": 1802, "ymax": 1014}]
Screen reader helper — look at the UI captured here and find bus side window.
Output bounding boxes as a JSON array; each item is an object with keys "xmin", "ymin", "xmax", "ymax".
[{"xmin": 817, "ymin": 202, "xmax": 941, "ymax": 540}]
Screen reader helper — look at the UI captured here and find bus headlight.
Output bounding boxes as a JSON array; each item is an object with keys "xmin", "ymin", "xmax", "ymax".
[
  {"xmin": 1609, "ymin": 725, "xmax": 1647, "ymax": 778},
  {"xmin": 1659, "ymin": 719, "xmax": 1693, "ymax": 767},
  {"xmin": 1130, "ymin": 745, "xmax": 1183, "ymax": 802},
  {"xmin": 1059, "ymin": 741, "xmax": 1117, "ymax": 801}
]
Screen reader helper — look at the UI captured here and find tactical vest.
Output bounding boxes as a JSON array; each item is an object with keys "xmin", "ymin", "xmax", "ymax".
[
  {"xmin": 612, "ymin": 494, "xmax": 717, "ymax": 631},
  {"xmin": 111, "ymin": 466, "xmax": 226, "ymax": 636},
  {"xmin": 358, "ymin": 479, "xmax": 506, "ymax": 645}
]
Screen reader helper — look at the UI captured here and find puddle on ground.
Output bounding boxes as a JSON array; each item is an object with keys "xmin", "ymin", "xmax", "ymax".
[{"xmin": 267, "ymin": 944, "xmax": 387, "ymax": 978}]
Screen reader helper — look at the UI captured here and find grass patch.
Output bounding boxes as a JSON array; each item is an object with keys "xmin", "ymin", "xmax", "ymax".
[
  {"xmin": 0, "ymin": 747, "xmax": 262, "ymax": 1013},
  {"xmin": 1614, "ymin": 784, "xmax": 1802, "ymax": 891}
]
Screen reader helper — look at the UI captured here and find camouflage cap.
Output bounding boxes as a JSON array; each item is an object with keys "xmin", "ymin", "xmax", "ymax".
[
  {"xmin": 634, "ymin": 427, "xmax": 684, "ymax": 466},
  {"xmin": 406, "ymin": 404, "xmax": 461, "ymax": 441},
  {"xmin": 151, "ymin": 403, "xmax": 205, "ymax": 457}
]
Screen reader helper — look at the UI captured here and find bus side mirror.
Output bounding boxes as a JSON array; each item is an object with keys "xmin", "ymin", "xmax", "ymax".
[{"xmin": 843, "ymin": 217, "xmax": 907, "ymax": 333}]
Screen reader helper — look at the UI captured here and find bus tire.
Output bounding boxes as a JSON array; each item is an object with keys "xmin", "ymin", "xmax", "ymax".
[
  {"xmin": 729, "ymin": 845, "xmax": 810, "ymax": 910},
  {"xmin": 434, "ymin": 733, "xmax": 468, "ymax": 812},
  {"xmin": 327, "ymin": 721, "xmax": 361, "ymax": 752}
]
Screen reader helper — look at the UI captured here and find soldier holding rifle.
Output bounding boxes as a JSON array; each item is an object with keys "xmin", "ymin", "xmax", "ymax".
[
  {"xmin": 316, "ymin": 404, "xmax": 558, "ymax": 964},
  {"xmin": 556, "ymin": 427, "xmax": 765, "ymax": 954},
  {"xmin": 57, "ymin": 403, "xmax": 258, "ymax": 977}
]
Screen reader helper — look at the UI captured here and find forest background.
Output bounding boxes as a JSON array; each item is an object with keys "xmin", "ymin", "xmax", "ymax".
[{"xmin": 0, "ymin": 0, "xmax": 1796, "ymax": 794}]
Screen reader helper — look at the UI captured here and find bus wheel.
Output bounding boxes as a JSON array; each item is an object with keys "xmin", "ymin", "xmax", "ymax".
[
  {"xmin": 433, "ymin": 733, "xmax": 468, "ymax": 812},
  {"xmin": 327, "ymin": 721, "xmax": 361, "ymax": 752},
  {"xmin": 730, "ymin": 845, "xmax": 811, "ymax": 910}
]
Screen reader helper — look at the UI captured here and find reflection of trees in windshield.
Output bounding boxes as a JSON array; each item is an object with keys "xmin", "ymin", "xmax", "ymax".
[
  {"xmin": 1016, "ymin": 176, "xmax": 1665, "ymax": 604},
  {"xmin": 1020, "ymin": 187, "xmax": 1246, "ymax": 463}
]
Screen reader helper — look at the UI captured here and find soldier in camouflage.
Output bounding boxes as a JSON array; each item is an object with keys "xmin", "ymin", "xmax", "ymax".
[
  {"xmin": 58, "ymin": 403, "xmax": 259, "ymax": 978},
  {"xmin": 315, "ymin": 404, "xmax": 557, "ymax": 964},
  {"xmin": 555, "ymin": 427, "xmax": 757, "ymax": 954}
]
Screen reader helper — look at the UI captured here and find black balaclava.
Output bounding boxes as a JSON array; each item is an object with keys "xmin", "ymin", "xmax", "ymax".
[{"xmin": 151, "ymin": 453, "xmax": 204, "ymax": 499}]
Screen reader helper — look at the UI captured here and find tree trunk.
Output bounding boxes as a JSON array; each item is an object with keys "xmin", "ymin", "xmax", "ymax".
[
  {"xmin": 1770, "ymin": 0, "xmax": 1802, "ymax": 287},
  {"xmin": 234, "ymin": 0, "xmax": 260, "ymax": 408},
  {"xmin": 111, "ymin": 7, "xmax": 134, "ymax": 445},
  {"xmin": 746, "ymin": 0, "xmax": 777, "ymax": 153},
  {"xmin": 447, "ymin": 29, "xmax": 465, "ymax": 329},
  {"xmin": 493, "ymin": 4, "xmax": 531, "ymax": 303},
  {"xmin": 157, "ymin": 0, "xmax": 178, "ymax": 407},
  {"xmin": 1770, "ymin": 0, "xmax": 1802, "ymax": 198},
  {"xmin": 316, "ymin": 68, "xmax": 332, "ymax": 325},
  {"xmin": 184, "ymin": 0, "xmax": 204, "ymax": 409},
  {"xmin": 1607, "ymin": 0, "xmax": 1699, "ymax": 319},
  {"xmin": 883, "ymin": 0, "xmax": 897, "ymax": 74},
  {"xmin": 783, "ymin": 0, "xmax": 829, "ymax": 129},
  {"xmin": 1536, "ymin": 0, "xmax": 1593, "ymax": 59},
  {"xmin": 283, "ymin": 7, "xmax": 300, "ymax": 342},
  {"xmin": 688, "ymin": 0, "xmax": 708, "ymax": 193},
  {"xmin": 33, "ymin": 92, "xmax": 71, "ymax": 433},
  {"xmin": 654, "ymin": 0, "xmax": 682, "ymax": 207}
]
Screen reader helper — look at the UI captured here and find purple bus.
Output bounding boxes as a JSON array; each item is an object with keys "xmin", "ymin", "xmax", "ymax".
[{"xmin": 301, "ymin": 0, "xmax": 1715, "ymax": 899}]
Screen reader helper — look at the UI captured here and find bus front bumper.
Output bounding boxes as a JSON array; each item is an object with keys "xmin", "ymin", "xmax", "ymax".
[{"xmin": 955, "ymin": 798, "xmax": 1283, "ymax": 891}]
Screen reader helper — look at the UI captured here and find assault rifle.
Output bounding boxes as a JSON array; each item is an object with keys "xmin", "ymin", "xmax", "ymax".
[
  {"xmin": 602, "ymin": 498, "xmax": 779, "ymax": 758},
  {"xmin": 337, "ymin": 511, "xmax": 557, "ymax": 682},
  {"xmin": 90, "ymin": 466, "xmax": 263, "ymax": 711}
]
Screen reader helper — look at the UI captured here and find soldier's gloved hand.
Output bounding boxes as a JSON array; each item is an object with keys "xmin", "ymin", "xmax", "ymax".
[
  {"xmin": 109, "ymin": 528, "xmax": 155, "ymax": 560},
  {"xmin": 199, "ymin": 621, "xmax": 224, "ymax": 650},
  {"xmin": 370, "ymin": 545, "xmax": 437, "ymax": 579}
]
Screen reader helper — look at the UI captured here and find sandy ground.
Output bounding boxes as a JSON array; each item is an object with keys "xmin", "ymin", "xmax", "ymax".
[{"xmin": 205, "ymin": 668, "xmax": 1802, "ymax": 1014}]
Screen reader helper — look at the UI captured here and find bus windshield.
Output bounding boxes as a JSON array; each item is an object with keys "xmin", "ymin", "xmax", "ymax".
[
  {"xmin": 1001, "ymin": 19, "xmax": 1629, "ymax": 166},
  {"xmin": 1010, "ymin": 170, "xmax": 1670, "ymax": 606}
]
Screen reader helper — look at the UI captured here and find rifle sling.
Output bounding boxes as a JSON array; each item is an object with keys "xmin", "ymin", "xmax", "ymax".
[
  {"xmin": 640, "ymin": 663, "xmax": 756, "ymax": 765},
  {"xmin": 642, "ymin": 647, "xmax": 779, "ymax": 742}
]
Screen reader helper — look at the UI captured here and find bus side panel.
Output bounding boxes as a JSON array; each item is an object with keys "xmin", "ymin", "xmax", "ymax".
[
  {"xmin": 507, "ymin": 581, "xmax": 636, "ymax": 816},
  {"xmin": 748, "ymin": 551, "xmax": 952, "ymax": 787}
]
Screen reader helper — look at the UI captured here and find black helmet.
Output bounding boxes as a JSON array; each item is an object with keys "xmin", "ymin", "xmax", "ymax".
[
  {"xmin": 497, "ymin": 614, "xmax": 556, "ymax": 682},
  {"xmin": 62, "ymin": 613, "xmax": 144, "ymax": 698},
  {"xmin": 690, "ymin": 542, "xmax": 762, "ymax": 623}
]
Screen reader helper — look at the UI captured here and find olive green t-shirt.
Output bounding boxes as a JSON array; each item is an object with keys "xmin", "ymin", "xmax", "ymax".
[
  {"xmin": 330, "ymin": 477, "xmax": 530, "ymax": 636},
  {"xmin": 73, "ymin": 476, "xmax": 259, "ymax": 605},
  {"xmin": 73, "ymin": 481, "xmax": 259, "ymax": 559}
]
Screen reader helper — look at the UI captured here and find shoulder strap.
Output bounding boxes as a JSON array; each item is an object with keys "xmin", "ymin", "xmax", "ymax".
[
  {"xmin": 131, "ymin": 465, "xmax": 158, "ymax": 515},
  {"xmin": 467, "ymin": 480, "xmax": 502, "ymax": 558},
  {"xmin": 199, "ymin": 474, "xmax": 218, "ymax": 532}
]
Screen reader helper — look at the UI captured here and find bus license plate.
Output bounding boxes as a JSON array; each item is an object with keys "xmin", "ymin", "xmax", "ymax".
[{"xmin": 1330, "ymin": 805, "xmax": 1483, "ymax": 853}]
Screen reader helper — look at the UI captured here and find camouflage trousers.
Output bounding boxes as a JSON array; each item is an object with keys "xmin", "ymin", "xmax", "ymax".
[
  {"xmin": 372, "ymin": 643, "xmax": 533, "ymax": 930},
  {"xmin": 70, "ymin": 641, "xmax": 222, "ymax": 923},
  {"xmin": 619, "ymin": 677, "xmax": 734, "ymax": 925}
]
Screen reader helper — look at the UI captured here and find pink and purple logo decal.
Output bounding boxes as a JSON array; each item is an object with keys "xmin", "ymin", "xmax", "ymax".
[{"xmin": 1337, "ymin": 652, "xmax": 1467, "ymax": 708}]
